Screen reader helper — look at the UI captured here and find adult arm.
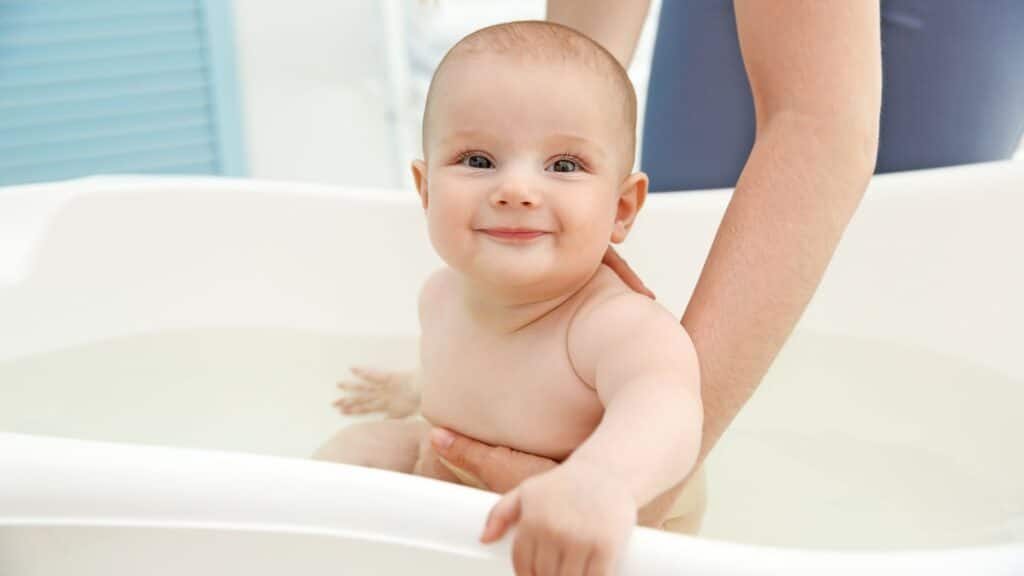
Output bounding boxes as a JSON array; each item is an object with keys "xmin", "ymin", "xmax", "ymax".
[
  {"xmin": 685, "ymin": 1, "xmax": 881, "ymax": 462},
  {"xmin": 546, "ymin": 0, "xmax": 651, "ymax": 67}
]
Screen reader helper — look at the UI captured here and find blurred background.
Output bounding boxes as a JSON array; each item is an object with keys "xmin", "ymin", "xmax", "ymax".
[
  {"xmin": 2, "ymin": 0, "xmax": 1021, "ymax": 191},
  {"xmin": 0, "ymin": 0, "xmax": 663, "ymax": 190}
]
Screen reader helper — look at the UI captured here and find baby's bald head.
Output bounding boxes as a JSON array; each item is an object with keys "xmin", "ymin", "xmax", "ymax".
[{"xmin": 421, "ymin": 20, "xmax": 637, "ymax": 168}]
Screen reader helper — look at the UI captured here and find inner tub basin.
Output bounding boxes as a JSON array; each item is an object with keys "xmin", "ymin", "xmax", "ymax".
[{"xmin": 1, "ymin": 163, "xmax": 1022, "ymax": 575}]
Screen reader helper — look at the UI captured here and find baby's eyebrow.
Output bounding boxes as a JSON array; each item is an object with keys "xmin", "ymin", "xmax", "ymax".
[
  {"xmin": 438, "ymin": 130, "xmax": 608, "ymax": 160},
  {"xmin": 544, "ymin": 133, "xmax": 607, "ymax": 160}
]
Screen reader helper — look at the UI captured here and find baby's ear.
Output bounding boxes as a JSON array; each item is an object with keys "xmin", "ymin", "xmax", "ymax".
[
  {"xmin": 411, "ymin": 160, "xmax": 429, "ymax": 210},
  {"xmin": 611, "ymin": 171, "xmax": 648, "ymax": 243}
]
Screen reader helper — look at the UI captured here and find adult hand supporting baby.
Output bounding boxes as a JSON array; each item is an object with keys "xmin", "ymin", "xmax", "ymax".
[
  {"xmin": 602, "ymin": 246, "xmax": 655, "ymax": 300},
  {"xmin": 429, "ymin": 427, "xmax": 557, "ymax": 494}
]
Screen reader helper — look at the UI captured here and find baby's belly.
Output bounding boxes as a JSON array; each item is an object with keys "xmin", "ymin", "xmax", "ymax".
[{"xmin": 420, "ymin": 375, "xmax": 603, "ymax": 462}]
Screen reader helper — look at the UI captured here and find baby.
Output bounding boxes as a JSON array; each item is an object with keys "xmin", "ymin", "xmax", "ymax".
[{"xmin": 315, "ymin": 21, "xmax": 702, "ymax": 575}]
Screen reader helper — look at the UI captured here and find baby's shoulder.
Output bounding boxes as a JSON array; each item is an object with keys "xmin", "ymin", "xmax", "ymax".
[
  {"xmin": 567, "ymin": 267, "xmax": 689, "ymax": 382},
  {"xmin": 573, "ymin": 281, "xmax": 674, "ymax": 334}
]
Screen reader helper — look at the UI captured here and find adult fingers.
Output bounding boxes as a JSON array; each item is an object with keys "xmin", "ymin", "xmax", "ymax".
[
  {"xmin": 430, "ymin": 428, "xmax": 556, "ymax": 493},
  {"xmin": 601, "ymin": 247, "xmax": 655, "ymax": 299}
]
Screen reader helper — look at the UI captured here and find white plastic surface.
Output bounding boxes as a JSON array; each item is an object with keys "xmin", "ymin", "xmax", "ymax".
[
  {"xmin": 2, "ymin": 164, "xmax": 1023, "ymax": 574},
  {"xmin": 2, "ymin": 433, "xmax": 1022, "ymax": 575}
]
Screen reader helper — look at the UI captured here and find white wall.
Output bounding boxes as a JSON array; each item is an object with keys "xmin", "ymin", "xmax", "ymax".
[
  {"xmin": 232, "ymin": 1, "xmax": 397, "ymax": 188},
  {"xmin": 231, "ymin": 0, "xmax": 662, "ymax": 190}
]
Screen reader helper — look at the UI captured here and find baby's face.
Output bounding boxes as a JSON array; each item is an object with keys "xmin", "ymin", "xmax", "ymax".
[{"xmin": 415, "ymin": 53, "xmax": 638, "ymax": 295}]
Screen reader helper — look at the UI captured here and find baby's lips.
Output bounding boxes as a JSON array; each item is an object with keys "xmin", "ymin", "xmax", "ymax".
[{"xmin": 477, "ymin": 227, "xmax": 551, "ymax": 240}]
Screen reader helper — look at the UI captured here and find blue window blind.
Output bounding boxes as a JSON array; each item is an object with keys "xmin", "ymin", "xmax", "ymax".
[{"xmin": 0, "ymin": 0, "xmax": 246, "ymax": 186}]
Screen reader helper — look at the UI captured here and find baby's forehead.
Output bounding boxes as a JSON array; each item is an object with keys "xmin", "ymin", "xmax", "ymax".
[
  {"xmin": 422, "ymin": 21, "xmax": 637, "ymax": 162},
  {"xmin": 435, "ymin": 40, "xmax": 627, "ymax": 105},
  {"xmin": 429, "ymin": 69, "xmax": 627, "ymax": 165},
  {"xmin": 429, "ymin": 53, "xmax": 627, "ymax": 130},
  {"xmin": 434, "ymin": 51, "xmax": 621, "ymax": 113}
]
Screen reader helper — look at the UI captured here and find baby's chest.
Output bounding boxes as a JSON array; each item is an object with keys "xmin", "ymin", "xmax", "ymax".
[{"xmin": 418, "ymin": 322, "xmax": 603, "ymax": 459}]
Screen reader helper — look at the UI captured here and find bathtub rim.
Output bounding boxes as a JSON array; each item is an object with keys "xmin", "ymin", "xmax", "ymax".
[{"xmin": 2, "ymin": 432, "xmax": 1021, "ymax": 576}]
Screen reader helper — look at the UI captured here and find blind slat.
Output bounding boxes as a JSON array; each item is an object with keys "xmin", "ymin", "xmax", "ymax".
[
  {"xmin": 0, "ymin": 48, "xmax": 204, "ymax": 87},
  {"xmin": 0, "ymin": 89, "xmax": 209, "ymax": 131},
  {"xmin": 0, "ymin": 153, "xmax": 218, "ymax": 186},
  {"xmin": 0, "ymin": 62, "xmax": 207, "ymax": 91},
  {"xmin": 0, "ymin": 117, "xmax": 211, "ymax": 152},
  {"xmin": 0, "ymin": 0, "xmax": 186, "ymax": 22},
  {"xmin": 0, "ymin": 72, "xmax": 208, "ymax": 110},
  {"xmin": 0, "ymin": 6, "xmax": 193, "ymax": 29},
  {"xmin": 0, "ymin": 139, "xmax": 217, "ymax": 172},
  {"xmin": 0, "ymin": 0, "xmax": 242, "ymax": 186},
  {"xmin": 0, "ymin": 28, "xmax": 201, "ymax": 61},
  {"xmin": 0, "ymin": 105, "xmax": 209, "ymax": 141}
]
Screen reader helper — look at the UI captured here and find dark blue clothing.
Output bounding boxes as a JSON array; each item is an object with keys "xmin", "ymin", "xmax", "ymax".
[{"xmin": 641, "ymin": 1, "xmax": 1024, "ymax": 191}]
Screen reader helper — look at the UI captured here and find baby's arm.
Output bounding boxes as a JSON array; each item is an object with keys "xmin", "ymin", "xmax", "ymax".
[
  {"xmin": 566, "ymin": 291, "xmax": 702, "ymax": 508},
  {"xmin": 477, "ymin": 291, "xmax": 702, "ymax": 571}
]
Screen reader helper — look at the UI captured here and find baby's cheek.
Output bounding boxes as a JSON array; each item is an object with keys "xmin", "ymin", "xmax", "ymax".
[
  {"xmin": 569, "ymin": 209, "xmax": 615, "ymax": 253},
  {"xmin": 426, "ymin": 212, "xmax": 465, "ymax": 263}
]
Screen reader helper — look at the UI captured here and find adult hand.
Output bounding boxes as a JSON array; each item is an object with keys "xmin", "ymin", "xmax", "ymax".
[
  {"xmin": 602, "ymin": 246, "xmax": 655, "ymax": 299},
  {"xmin": 429, "ymin": 428, "xmax": 558, "ymax": 494}
]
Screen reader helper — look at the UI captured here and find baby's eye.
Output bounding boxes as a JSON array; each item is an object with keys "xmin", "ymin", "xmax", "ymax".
[
  {"xmin": 461, "ymin": 154, "xmax": 493, "ymax": 169},
  {"xmin": 548, "ymin": 158, "xmax": 579, "ymax": 173}
]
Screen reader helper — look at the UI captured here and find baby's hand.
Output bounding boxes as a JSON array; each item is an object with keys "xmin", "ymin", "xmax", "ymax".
[
  {"xmin": 333, "ymin": 366, "xmax": 419, "ymax": 419},
  {"xmin": 480, "ymin": 460, "xmax": 637, "ymax": 576}
]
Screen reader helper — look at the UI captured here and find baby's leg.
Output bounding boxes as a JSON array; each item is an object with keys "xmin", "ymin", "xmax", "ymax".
[{"xmin": 313, "ymin": 420, "xmax": 431, "ymax": 473}]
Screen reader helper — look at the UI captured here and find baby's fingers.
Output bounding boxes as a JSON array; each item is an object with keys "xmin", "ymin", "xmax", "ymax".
[
  {"xmin": 583, "ymin": 546, "xmax": 614, "ymax": 576},
  {"xmin": 511, "ymin": 532, "xmax": 535, "ymax": 576},
  {"xmin": 534, "ymin": 540, "xmax": 561, "ymax": 575},
  {"xmin": 336, "ymin": 379, "xmax": 376, "ymax": 392},
  {"xmin": 561, "ymin": 546, "xmax": 590, "ymax": 576},
  {"xmin": 350, "ymin": 366, "xmax": 393, "ymax": 383},
  {"xmin": 333, "ymin": 397, "xmax": 385, "ymax": 414}
]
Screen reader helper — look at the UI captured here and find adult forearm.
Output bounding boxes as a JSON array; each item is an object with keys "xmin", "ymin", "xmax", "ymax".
[
  {"xmin": 684, "ymin": 115, "xmax": 877, "ymax": 464},
  {"xmin": 546, "ymin": 0, "xmax": 651, "ymax": 67}
]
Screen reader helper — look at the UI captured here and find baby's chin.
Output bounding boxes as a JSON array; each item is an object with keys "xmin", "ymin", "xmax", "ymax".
[{"xmin": 462, "ymin": 256, "xmax": 602, "ymax": 297}]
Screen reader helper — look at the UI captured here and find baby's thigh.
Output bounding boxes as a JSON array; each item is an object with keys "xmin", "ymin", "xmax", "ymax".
[{"xmin": 313, "ymin": 419, "xmax": 431, "ymax": 474}]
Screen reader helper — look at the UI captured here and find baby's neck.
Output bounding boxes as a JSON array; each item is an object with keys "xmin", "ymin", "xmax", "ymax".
[{"xmin": 458, "ymin": 273, "xmax": 595, "ymax": 334}]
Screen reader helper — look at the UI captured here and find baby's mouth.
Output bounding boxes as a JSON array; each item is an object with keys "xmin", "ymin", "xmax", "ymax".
[{"xmin": 476, "ymin": 227, "xmax": 551, "ymax": 241}]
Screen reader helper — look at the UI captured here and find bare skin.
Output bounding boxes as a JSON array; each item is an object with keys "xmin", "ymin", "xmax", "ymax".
[
  {"xmin": 425, "ymin": 0, "xmax": 882, "ymax": 528},
  {"xmin": 317, "ymin": 25, "xmax": 704, "ymax": 576},
  {"xmin": 319, "ymin": 264, "xmax": 704, "ymax": 520}
]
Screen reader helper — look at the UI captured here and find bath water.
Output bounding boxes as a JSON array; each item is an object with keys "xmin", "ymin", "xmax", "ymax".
[{"xmin": 0, "ymin": 328, "xmax": 1020, "ymax": 550}]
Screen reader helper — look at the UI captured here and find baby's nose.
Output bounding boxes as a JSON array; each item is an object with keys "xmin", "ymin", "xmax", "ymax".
[
  {"xmin": 495, "ymin": 196, "xmax": 534, "ymax": 207},
  {"xmin": 491, "ymin": 178, "xmax": 540, "ymax": 208}
]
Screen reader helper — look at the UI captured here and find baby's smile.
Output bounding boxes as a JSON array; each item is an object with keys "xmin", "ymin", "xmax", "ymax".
[{"xmin": 475, "ymin": 226, "xmax": 552, "ymax": 243}]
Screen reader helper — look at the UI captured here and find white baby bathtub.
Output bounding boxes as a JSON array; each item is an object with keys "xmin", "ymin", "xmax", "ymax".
[{"xmin": 1, "ymin": 162, "xmax": 1022, "ymax": 575}]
